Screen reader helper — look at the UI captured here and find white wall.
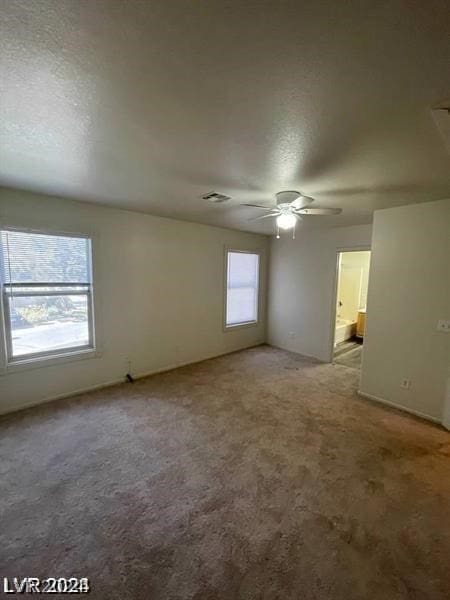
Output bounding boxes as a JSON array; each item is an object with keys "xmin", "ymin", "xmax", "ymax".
[
  {"xmin": 267, "ymin": 224, "xmax": 373, "ymax": 361},
  {"xmin": 0, "ymin": 188, "xmax": 268, "ymax": 414},
  {"xmin": 360, "ymin": 198, "xmax": 450, "ymax": 422}
]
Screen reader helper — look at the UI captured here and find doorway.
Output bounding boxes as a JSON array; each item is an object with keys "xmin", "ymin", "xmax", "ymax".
[{"xmin": 332, "ymin": 250, "xmax": 371, "ymax": 370}]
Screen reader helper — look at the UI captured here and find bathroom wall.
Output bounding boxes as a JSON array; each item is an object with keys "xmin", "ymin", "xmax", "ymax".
[{"xmin": 336, "ymin": 251, "xmax": 371, "ymax": 322}]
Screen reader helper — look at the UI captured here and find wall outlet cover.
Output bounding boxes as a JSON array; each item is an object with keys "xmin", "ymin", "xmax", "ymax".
[{"xmin": 437, "ymin": 320, "xmax": 450, "ymax": 332}]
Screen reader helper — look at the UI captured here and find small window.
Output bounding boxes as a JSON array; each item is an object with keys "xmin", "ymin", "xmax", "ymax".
[
  {"xmin": 0, "ymin": 229, "xmax": 95, "ymax": 363},
  {"xmin": 225, "ymin": 250, "xmax": 260, "ymax": 327}
]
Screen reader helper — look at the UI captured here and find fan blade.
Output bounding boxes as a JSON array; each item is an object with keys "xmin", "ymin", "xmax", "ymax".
[
  {"xmin": 290, "ymin": 195, "xmax": 314, "ymax": 210},
  {"xmin": 295, "ymin": 207, "xmax": 342, "ymax": 215},
  {"xmin": 241, "ymin": 203, "xmax": 275, "ymax": 210},
  {"xmin": 249, "ymin": 212, "xmax": 279, "ymax": 221}
]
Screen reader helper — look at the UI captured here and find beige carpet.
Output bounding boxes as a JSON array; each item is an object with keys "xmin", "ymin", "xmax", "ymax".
[{"xmin": 1, "ymin": 345, "xmax": 449, "ymax": 600}]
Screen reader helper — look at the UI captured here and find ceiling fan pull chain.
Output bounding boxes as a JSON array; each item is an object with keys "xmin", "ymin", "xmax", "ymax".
[
  {"xmin": 292, "ymin": 221, "xmax": 296, "ymax": 240},
  {"xmin": 276, "ymin": 223, "xmax": 280, "ymax": 239}
]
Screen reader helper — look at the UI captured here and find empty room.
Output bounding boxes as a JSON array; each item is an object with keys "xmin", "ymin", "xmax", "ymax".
[{"xmin": 0, "ymin": 2, "xmax": 449, "ymax": 599}]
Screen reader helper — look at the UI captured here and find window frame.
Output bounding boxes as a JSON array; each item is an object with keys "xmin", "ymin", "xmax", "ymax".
[
  {"xmin": 0, "ymin": 225, "xmax": 97, "ymax": 371},
  {"xmin": 223, "ymin": 247, "xmax": 262, "ymax": 331}
]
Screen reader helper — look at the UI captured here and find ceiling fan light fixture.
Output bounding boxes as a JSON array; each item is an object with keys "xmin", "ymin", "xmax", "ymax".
[{"xmin": 276, "ymin": 213, "xmax": 296, "ymax": 230}]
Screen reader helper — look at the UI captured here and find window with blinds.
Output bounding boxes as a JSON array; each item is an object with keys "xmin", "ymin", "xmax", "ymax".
[
  {"xmin": 225, "ymin": 250, "xmax": 260, "ymax": 327},
  {"xmin": 0, "ymin": 229, "xmax": 95, "ymax": 362}
]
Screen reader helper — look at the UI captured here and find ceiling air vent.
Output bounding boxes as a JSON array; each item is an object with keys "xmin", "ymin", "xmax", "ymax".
[{"xmin": 201, "ymin": 191, "xmax": 231, "ymax": 203}]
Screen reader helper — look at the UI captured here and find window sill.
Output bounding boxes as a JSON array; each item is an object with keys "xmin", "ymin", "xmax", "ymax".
[
  {"xmin": 0, "ymin": 347, "xmax": 101, "ymax": 376},
  {"xmin": 224, "ymin": 320, "xmax": 259, "ymax": 331}
]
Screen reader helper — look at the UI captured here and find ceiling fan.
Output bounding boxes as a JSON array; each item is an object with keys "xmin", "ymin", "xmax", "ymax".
[{"xmin": 242, "ymin": 191, "xmax": 342, "ymax": 238}]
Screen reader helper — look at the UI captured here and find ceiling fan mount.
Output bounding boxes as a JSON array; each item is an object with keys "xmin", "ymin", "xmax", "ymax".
[
  {"xmin": 275, "ymin": 190, "xmax": 312, "ymax": 208},
  {"xmin": 241, "ymin": 190, "xmax": 342, "ymax": 238}
]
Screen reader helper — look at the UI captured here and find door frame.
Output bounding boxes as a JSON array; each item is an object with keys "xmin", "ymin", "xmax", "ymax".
[{"xmin": 328, "ymin": 246, "xmax": 371, "ymax": 363}]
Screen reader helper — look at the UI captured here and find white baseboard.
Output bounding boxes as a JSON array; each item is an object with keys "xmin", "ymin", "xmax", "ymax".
[
  {"xmin": 0, "ymin": 342, "xmax": 265, "ymax": 418},
  {"xmin": 131, "ymin": 342, "xmax": 265, "ymax": 382},
  {"xmin": 0, "ymin": 376, "xmax": 126, "ymax": 417},
  {"xmin": 358, "ymin": 390, "xmax": 441, "ymax": 425},
  {"xmin": 267, "ymin": 342, "xmax": 325, "ymax": 363}
]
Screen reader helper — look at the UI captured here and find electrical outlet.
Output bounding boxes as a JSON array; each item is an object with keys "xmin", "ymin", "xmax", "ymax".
[
  {"xmin": 437, "ymin": 320, "xmax": 450, "ymax": 332},
  {"xmin": 288, "ymin": 331, "xmax": 296, "ymax": 338},
  {"xmin": 400, "ymin": 378, "xmax": 411, "ymax": 390}
]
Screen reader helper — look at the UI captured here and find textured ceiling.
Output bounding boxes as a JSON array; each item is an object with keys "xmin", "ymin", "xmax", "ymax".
[{"xmin": 1, "ymin": 0, "xmax": 449, "ymax": 234}]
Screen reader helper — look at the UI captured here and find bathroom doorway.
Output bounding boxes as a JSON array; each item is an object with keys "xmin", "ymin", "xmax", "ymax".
[{"xmin": 332, "ymin": 250, "xmax": 371, "ymax": 370}]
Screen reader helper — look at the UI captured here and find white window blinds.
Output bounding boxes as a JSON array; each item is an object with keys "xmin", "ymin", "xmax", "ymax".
[
  {"xmin": 0, "ymin": 230, "xmax": 91, "ymax": 284},
  {"xmin": 226, "ymin": 251, "xmax": 259, "ymax": 326}
]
